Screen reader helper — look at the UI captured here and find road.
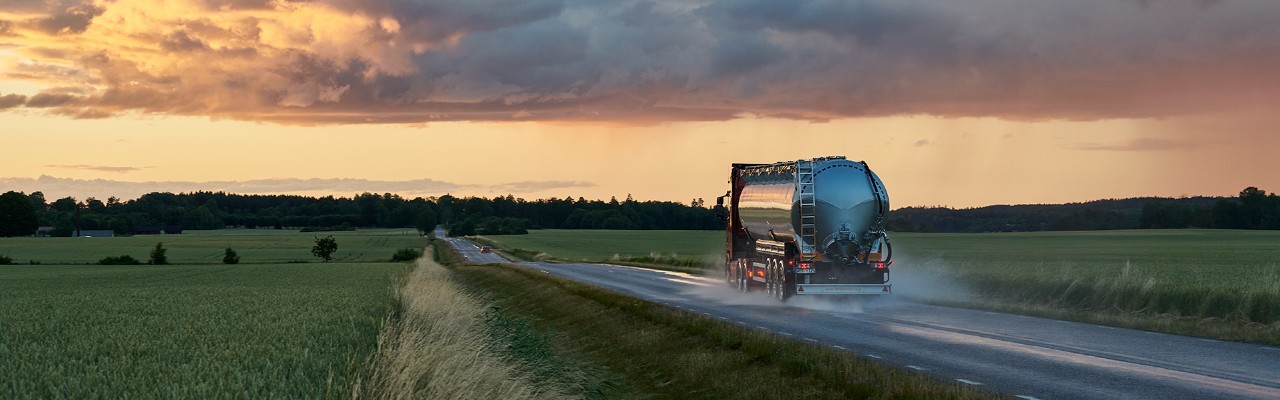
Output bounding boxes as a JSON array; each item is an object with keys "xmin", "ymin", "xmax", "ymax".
[{"xmin": 437, "ymin": 234, "xmax": 1280, "ymax": 400}]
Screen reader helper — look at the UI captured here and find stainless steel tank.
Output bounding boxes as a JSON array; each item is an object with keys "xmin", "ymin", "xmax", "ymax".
[{"xmin": 737, "ymin": 157, "xmax": 889, "ymax": 261}]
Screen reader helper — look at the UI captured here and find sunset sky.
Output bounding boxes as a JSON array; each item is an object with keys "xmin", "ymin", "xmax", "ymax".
[{"xmin": 3, "ymin": 0, "xmax": 1278, "ymax": 208}]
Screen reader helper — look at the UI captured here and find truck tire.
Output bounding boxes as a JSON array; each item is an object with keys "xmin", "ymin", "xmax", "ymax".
[
  {"xmin": 764, "ymin": 260, "xmax": 774, "ymax": 297},
  {"xmin": 776, "ymin": 269, "xmax": 792, "ymax": 301},
  {"xmin": 737, "ymin": 261, "xmax": 748, "ymax": 292}
]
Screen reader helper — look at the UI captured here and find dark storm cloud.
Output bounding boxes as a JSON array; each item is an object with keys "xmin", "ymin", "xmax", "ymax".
[{"xmin": 2, "ymin": 0, "xmax": 1279, "ymax": 123}]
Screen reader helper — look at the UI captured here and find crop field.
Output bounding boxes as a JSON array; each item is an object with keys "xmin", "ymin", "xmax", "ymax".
[
  {"xmin": 0, "ymin": 228, "xmax": 425, "ymax": 264},
  {"xmin": 477, "ymin": 230, "xmax": 723, "ymax": 263},
  {"xmin": 477, "ymin": 229, "xmax": 1280, "ymax": 341},
  {"xmin": 0, "ymin": 229, "xmax": 422, "ymax": 398},
  {"xmin": 0, "ymin": 262, "xmax": 410, "ymax": 398}
]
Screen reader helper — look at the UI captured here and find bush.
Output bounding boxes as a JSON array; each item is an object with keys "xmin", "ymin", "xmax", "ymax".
[
  {"xmin": 0, "ymin": 254, "xmax": 12, "ymax": 265},
  {"xmin": 223, "ymin": 248, "xmax": 240, "ymax": 264},
  {"xmin": 98, "ymin": 255, "xmax": 142, "ymax": 265},
  {"xmin": 149, "ymin": 242, "xmax": 168, "ymax": 265},
  {"xmin": 390, "ymin": 248, "xmax": 423, "ymax": 262}
]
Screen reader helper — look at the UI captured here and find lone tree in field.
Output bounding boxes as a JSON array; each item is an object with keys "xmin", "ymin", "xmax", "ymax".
[
  {"xmin": 312, "ymin": 235, "xmax": 337, "ymax": 262},
  {"xmin": 149, "ymin": 242, "xmax": 168, "ymax": 265},
  {"xmin": 222, "ymin": 248, "xmax": 240, "ymax": 264}
]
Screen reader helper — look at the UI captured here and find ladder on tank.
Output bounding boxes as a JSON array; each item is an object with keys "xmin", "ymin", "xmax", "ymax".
[{"xmin": 797, "ymin": 159, "xmax": 817, "ymax": 259}]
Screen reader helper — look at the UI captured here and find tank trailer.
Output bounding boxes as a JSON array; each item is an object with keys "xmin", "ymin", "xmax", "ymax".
[{"xmin": 716, "ymin": 156, "xmax": 892, "ymax": 300}]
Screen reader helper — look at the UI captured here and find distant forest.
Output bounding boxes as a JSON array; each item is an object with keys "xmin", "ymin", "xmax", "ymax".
[
  {"xmin": 0, "ymin": 191, "xmax": 721, "ymax": 237},
  {"xmin": 1, "ymin": 186, "xmax": 1277, "ymax": 237},
  {"xmin": 886, "ymin": 187, "xmax": 1280, "ymax": 232}
]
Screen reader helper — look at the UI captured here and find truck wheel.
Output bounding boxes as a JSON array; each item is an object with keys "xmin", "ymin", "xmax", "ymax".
[
  {"xmin": 737, "ymin": 262, "xmax": 748, "ymax": 292},
  {"xmin": 764, "ymin": 261, "xmax": 773, "ymax": 296},
  {"xmin": 768, "ymin": 264, "xmax": 778, "ymax": 298},
  {"xmin": 777, "ymin": 271, "xmax": 792, "ymax": 301},
  {"xmin": 769, "ymin": 261, "xmax": 780, "ymax": 298}
]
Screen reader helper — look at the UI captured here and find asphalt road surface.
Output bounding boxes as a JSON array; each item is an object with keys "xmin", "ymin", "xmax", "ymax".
[
  {"xmin": 436, "ymin": 227, "xmax": 508, "ymax": 264},
  {"xmin": 438, "ymin": 234, "xmax": 1280, "ymax": 400}
]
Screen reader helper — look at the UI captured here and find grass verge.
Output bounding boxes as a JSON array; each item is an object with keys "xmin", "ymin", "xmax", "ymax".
[
  {"xmin": 357, "ymin": 249, "xmax": 561, "ymax": 399},
  {"xmin": 435, "ymin": 241, "xmax": 995, "ymax": 400}
]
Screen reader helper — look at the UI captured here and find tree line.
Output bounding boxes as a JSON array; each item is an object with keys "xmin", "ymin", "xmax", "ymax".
[
  {"xmin": 3, "ymin": 186, "xmax": 1276, "ymax": 238},
  {"xmin": 0, "ymin": 190, "xmax": 721, "ymax": 237},
  {"xmin": 885, "ymin": 187, "xmax": 1280, "ymax": 233}
]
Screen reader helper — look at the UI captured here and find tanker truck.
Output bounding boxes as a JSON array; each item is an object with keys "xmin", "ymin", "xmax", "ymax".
[{"xmin": 715, "ymin": 156, "xmax": 892, "ymax": 300}]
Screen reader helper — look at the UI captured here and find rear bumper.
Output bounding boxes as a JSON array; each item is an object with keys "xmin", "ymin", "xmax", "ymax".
[{"xmin": 794, "ymin": 283, "xmax": 891, "ymax": 295}]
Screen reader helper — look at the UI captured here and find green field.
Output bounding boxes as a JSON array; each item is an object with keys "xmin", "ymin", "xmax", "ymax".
[
  {"xmin": 478, "ymin": 229, "xmax": 1280, "ymax": 341},
  {"xmin": 0, "ymin": 228, "xmax": 425, "ymax": 265},
  {"xmin": 0, "ymin": 230, "xmax": 422, "ymax": 398},
  {"xmin": 477, "ymin": 230, "xmax": 724, "ymax": 263},
  {"xmin": 0, "ymin": 262, "xmax": 409, "ymax": 398}
]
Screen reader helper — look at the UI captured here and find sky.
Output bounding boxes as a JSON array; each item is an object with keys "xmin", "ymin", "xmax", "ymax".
[{"xmin": 2, "ymin": 0, "xmax": 1278, "ymax": 208}]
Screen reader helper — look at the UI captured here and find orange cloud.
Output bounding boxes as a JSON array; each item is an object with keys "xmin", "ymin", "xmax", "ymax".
[{"xmin": 0, "ymin": 0, "xmax": 1278, "ymax": 124}]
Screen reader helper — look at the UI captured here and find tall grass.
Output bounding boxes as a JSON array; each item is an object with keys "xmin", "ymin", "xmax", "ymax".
[
  {"xmin": 949, "ymin": 260, "xmax": 1280, "ymax": 343},
  {"xmin": 357, "ymin": 249, "xmax": 562, "ymax": 400},
  {"xmin": 963, "ymin": 261, "xmax": 1279, "ymax": 324}
]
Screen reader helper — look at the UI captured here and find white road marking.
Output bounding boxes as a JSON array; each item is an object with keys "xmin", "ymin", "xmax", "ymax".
[
  {"xmin": 1263, "ymin": 347, "xmax": 1279, "ymax": 351},
  {"xmin": 779, "ymin": 332, "xmax": 793, "ymax": 336},
  {"xmin": 832, "ymin": 345, "xmax": 847, "ymax": 350},
  {"xmin": 803, "ymin": 338, "xmax": 817, "ymax": 343},
  {"xmin": 718, "ymin": 317, "xmax": 729, "ymax": 321},
  {"xmin": 906, "ymin": 365, "xmax": 927, "ymax": 371},
  {"xmin": 865, "ymin": 354, "xmax": 882, "ymax": 359},
  {"xmin": 1015, "ymin": 396, "xmax": 1042, "ymax": 400},
  {"xmin": 1144, "ymin": 331, "xmax": 1159, "ymax": 335},
  {"xmin": 955, "ymin": 379, "xmax": 983, "ymax": 385},
  {"xmin": 755, "ymin": 326, "xmax": 771, "ymax": 332},
  {"xmin": 1199, "ymin": 339, "xmax": 1221, "ymax": 343}
]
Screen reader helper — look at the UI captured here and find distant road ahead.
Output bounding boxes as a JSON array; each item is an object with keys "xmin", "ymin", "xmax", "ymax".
[
  {"xmin": 439, "ymin": 235, "xmax": 1280, "ymax": 400},
  {"xmin": 435, "ymin": 227, "xmax": 508, "ymax": 264}
]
